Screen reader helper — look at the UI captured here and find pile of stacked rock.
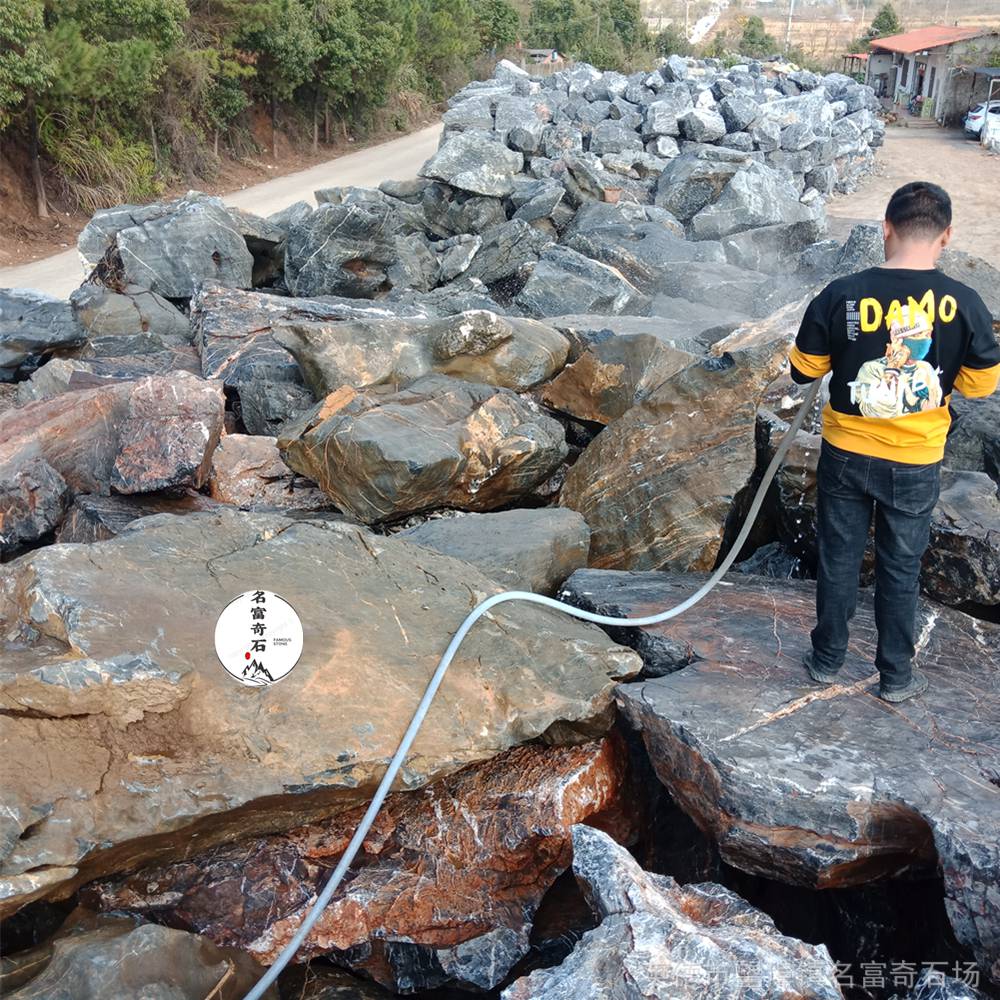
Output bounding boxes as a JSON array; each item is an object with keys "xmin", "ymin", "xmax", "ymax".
[{"xmin": 1, "ymin": 54, "xmax": 997, "ymax": 1000}]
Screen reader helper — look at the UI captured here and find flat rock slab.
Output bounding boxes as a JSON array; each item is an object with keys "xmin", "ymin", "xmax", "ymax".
[
  {"xmin": 565, "ymin": 570, "xmax": 1000, "ymax": 984},
  {"xmin": 398, "ymin": 508, "xmax": 590, "ymax": 595},
  {"xmin": 0, "ymin": 510, "xmax": 639, "ymax": 918},
  {"xmin": 502, "ymin": 825, "xmax": 842, "ymax": 1000},
  {"xmin": 85, "ymin": 736, "xmax": 633, "ymax": 993}
]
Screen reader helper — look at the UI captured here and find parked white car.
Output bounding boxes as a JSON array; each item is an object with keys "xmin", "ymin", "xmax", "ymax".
[{"xmin": 964, "ymin": 100, "xmax": 1000, "ymax": 137}]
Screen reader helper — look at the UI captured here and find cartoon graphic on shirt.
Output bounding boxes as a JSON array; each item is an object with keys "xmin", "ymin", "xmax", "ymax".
[{"xmin": 848, "ymin": 304, "xmax": 943, "ymax": 419}]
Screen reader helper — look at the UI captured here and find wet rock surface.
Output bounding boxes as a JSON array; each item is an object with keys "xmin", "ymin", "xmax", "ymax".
[
  {"xmin": 564, "ymin": 571, "xmax": 1000, "ymax": 983},
  {"xmin": 2, "ymin": 908, "xmax": 276, "ymax": 999},
  {"xmin": 0, "ymin": 509, "xmax": 639, "ymax": 917},
  {"xmin": 502, "ymin": 825, "xmax": 843, "ymax": 1000},
  {"xmin": 85, "ymin": 736, "xmax": 635, "ymax": 992}
]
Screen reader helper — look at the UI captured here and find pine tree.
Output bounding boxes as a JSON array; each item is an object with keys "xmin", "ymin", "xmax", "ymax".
[
  {"xmin": 0, "ymin": 0, "xmax": 54, "ymax": 215},
  {"xmin": 868, "ymin": 3, "xmax": 902, "ymax": 40}
]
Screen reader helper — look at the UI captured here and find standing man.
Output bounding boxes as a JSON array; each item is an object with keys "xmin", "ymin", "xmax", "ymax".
[{"xmin": 790, "ymin": 181, "xmax": 1000, "ymax": 702}]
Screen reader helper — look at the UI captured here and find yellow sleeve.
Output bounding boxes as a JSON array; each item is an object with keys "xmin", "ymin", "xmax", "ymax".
[
  {"xmin": 954, "ymin": 363, "xmax": 1000, "ymax": 399},
  {"xmin": 790, "ymin": 345, "xmax": 832, "ymax": 379}
]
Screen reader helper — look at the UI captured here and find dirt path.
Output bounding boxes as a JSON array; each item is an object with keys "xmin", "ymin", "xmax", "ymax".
[
  {"xmin": 0, "ymin": 123, "xmax": 443, "ymax": 299},
  {"xmin": 826, "ymin": 125, "xmax": 1000, "ymax": 267}
]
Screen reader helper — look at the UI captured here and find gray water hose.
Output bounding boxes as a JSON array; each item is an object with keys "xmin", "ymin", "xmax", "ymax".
[{"xmin": 243, "ymin": 376, "xmax": 823, "ymax": 1000}]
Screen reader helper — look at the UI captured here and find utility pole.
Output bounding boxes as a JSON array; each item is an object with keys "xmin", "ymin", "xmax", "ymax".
[{"xmin": 785, "ymin": 0, "xmax": 796, "ymax": 52}]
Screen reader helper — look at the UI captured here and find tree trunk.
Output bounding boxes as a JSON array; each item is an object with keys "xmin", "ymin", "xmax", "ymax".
[
  {"xmin": 324, "ymin": 104, "xmax": 330, "ymax": 145},
  {"xmin": 214, "ymin": 128, "xmax": 219, "ymax": 157},
  {"xmin": 27, "ymin": 95, "xmax": 48, "ymax": 220},
  {"xmin": 271, "ymin": 93, "xmax": 278, "ymax": 159},
  {"xmin": 149, "ymin": 117, "xmax": 160, "ymax": 169},
  {"xmin": 312, "ymin": 87, "xmax": 320, "ymax": 153}
]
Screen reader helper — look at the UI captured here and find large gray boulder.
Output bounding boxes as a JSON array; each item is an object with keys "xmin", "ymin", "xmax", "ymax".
[
  {"xmin": 0, "ymin": 289, "xmax": 86, "ymax": 380},
  {"xmin": 690, "ymin": 160, "xmax": 822, "ymax": 240},
  {"xmin": 278, "ymin": 374, "xmax": 568, "ymax": 522},
  {"xmin": 515, "ymin": 246, "xmax": 649, "ymax": 318},
  {"xmin": 654, "ymin": 154, "xmax": 745, "ymax": 221},
  {"xmin": 642, "ymin": 84, "xmax": 693, "ymax": 138},
  {"xmin": 284, "ymin": 202, "xmax": 399, "ymax": 298},
  {"xmin": 562, "ymin": 220, "xmax": 724, "ymax": 294},
  {"xmin": 421, "ymin": 183, "xmax": 506, "ymax": 238},
  {"xmin": 82, "ymin": 192, "xmax": 254, "ymax": 298},
  {"xmin": 502, "ymin": 826, "xmax": 843, "ymax": 1000},
  {"xmin": 678, "ymin": 106, "xmax": 727, "ymax": 143},
  {"xmin": 420, "ymin": 129, "xmax": 523, "ymax": 197},
  {"xmin": 462, "ymin": 218, "xmax": 555, "ymax": 285},
  {"xmin": 719, "ymin": 92, "xmax": 760, "ymax": 132},
  {"xmin": 588, "ymin": 119, "xmax": 643, "ymax": 156},
  {"xmin": 273, "ymin": 309, "xmax": 569, "ymax": 396},
  {"xmin": 722, "ymin": 219, "xmax": 827, "ymax": 272}
]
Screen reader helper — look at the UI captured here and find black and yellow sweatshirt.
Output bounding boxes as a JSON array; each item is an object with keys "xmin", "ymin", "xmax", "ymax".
[{"xmin": 790, "ymin": 266, "xmax": 1000, "ymax": 464}]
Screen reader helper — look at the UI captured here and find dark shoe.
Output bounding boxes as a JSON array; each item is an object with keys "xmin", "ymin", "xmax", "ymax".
[
  {"xmin": 879, "ymin": 668, "xmax": 929, "ymax": 703},
  {"xmin": 803, "ymin": 651, "xmax": 840, "ymax": 685}
]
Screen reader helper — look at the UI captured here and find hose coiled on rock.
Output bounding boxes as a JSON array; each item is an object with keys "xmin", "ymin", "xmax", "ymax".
[{"xmin": 243, "ymin": 376, "xmax": 823, "ymax": 1000}]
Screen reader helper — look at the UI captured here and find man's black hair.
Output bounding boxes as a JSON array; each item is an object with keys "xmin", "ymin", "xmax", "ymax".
[{"xmin": 885, "ymin": 181, "xmax": 952, "ymax": 240}]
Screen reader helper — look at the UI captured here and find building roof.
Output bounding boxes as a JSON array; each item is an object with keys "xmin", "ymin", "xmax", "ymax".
[{"xmin": 868, "ymin": 25, "xmax": 995, "ymax": 55}]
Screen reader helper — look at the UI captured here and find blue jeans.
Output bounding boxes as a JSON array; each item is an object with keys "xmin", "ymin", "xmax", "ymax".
[{"xmin": 812, "ymin": 441, "xmax": 941, "ymax": 692}]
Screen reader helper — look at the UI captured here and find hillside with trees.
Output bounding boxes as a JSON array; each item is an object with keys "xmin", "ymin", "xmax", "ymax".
[{"xmin": 0, "ymin": 0, "xmax": 651, "ymax": 238}]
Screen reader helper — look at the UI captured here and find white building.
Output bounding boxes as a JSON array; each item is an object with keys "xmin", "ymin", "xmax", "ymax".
[{"xmin": 865, "ymin": 25, "xmax": 1000, "ymax": 123}]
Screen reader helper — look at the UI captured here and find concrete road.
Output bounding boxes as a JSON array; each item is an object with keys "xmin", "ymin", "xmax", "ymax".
[
  {"xmin": 826, "ymin": 126, "xmax": 1000, "ymax": 268},
  {"xmin": 0, "ymin": 122, "xmax": 443, "ymax": 299}
]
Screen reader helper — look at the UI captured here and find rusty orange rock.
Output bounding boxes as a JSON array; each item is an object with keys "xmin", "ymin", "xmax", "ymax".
[{"xmin": 84, "ymin": 735, "xmax": 636, "ymax": 993}]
